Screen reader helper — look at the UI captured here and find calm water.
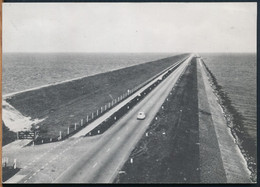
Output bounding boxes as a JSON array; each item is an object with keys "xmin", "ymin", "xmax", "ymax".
[
  {"xmin": 3, "ymin": 53, "xmax": 177, "ymax": 95},
  {"xmin": 202, "ymin": 53, "xmax": 257, "ymax": 143}
]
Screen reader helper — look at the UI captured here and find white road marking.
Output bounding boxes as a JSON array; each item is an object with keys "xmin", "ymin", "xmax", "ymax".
[
  {"xmin": 24, "ymin": 180, "xmax": 28, "ymax": 183},
  {"xmin": 92, "ymin": 162, "xmax": 98, "ymax": 168},
  {"xmin": 29, "ymin": 176, "xmax": 32, "ymax": 179},
  {"xmin": 106, "ymin": 148, "xmax": 110, "ymax": 152},
  {"xmin": 33, "ymin": 173, "xmax": 36, "ymax": 176},
  {"xmin": 117, "ymin": 137, "xmax": 121, "ymax": 140}
]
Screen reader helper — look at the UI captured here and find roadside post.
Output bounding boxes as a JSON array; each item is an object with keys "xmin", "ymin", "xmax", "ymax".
[
  {"xmin": 74, "ymin": 123, "xmax": 77, "ymax": 130},
  {"xmin": 105, "ymin": 105, "xmax": 107, "ymax": 111},
  {"xmin": 59, "ymin": 131, "xmax": 62, "ymax": 140},
  {"xmin": 13, "ymin": 159, "xmax": 17, "ymax": 169},
  {"xmin": 87, "ymin": 115, "xmax": 89, "ymax": 122},
  {"xmin": 101, "ymin": 107, "xmax": 103, "ymax": 113},
  {"xmin": 130, "ymin": 158, "xmax": 133, "ymax": 164},
  {"xmin": 92, "ymin": 113, "xmax": 94, "ymax": 119},
  {"xmin": 81, "ymin": 119, "xmax": 83, "ymax": 126},
  {"xmin": 67, "ymin": 127, "xmax": 70, "ymax": 135},
  {"xmin": 97, "ymin": 109, "xmax": 99, "ymax": 116}
]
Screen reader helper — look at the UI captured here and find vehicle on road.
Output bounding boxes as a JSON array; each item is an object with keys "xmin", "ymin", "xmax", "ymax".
[{"xmin": 137, "ymin": 112, "xmax": 146, "ymax": 120}]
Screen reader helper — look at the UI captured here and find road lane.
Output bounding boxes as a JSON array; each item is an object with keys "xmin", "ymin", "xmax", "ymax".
[
  {"xmin": 72, "ymin": 55, "xmax": 189, "ymax": 137},
  {"xmin": 54, "ymin": 55, "xmax": 194, "ymax": 183}
]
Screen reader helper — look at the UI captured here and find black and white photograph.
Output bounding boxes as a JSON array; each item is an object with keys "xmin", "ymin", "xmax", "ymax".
[{"xmin": 2, "ymin": 2, "xmax": 257, "ymax": 183}]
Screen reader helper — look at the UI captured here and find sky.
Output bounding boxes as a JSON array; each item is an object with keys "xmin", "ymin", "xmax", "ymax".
[{"xmin": 3, "ymin": 3, "xmax": 257, "ymax": 53}]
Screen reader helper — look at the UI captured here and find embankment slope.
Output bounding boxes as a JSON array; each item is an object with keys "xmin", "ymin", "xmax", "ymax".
[
  {"xmin": 3, "ymin": 54, "xmax": 188, "ymax": 140},
  {"xmin": 115, "ymin": 57, "xmax": 252, "ymax": 183}
]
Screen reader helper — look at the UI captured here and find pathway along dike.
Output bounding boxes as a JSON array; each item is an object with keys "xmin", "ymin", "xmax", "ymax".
[{"xmin": 114, "ymin": 57, "xmax": 252, "ymax": 183}]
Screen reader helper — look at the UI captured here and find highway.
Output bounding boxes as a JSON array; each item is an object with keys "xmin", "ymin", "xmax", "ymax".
[
  {"xmin": 54, "ymin": 54, "xmax": 194, "ymax": 183},
  {"xmin": 72, "ymin": 55, "xmax": 189, "ymax": 137}
]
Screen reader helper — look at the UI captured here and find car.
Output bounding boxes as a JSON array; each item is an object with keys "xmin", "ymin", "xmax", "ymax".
[{"xmin": 137, "ymin": 112, "xmax": 146, "ymax": 120}]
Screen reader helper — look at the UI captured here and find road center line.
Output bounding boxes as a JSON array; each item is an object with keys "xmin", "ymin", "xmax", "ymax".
[{"xmin": 92, "ymin": 162, "xmax": 98, "ymax": 168}]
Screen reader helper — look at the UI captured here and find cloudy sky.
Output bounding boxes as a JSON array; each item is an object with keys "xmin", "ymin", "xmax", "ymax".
[{"xmin": 3, "ymin": 3, "xmax": 257, "ymax": 53}]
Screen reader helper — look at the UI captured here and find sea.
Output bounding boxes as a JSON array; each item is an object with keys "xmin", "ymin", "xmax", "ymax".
[
  {"xmin": 3, "ymin": 52, "xmax": 257, "ymax": 167},
  {"xmin": 3, "ymin": 53, "xmax": 256, "ymax": 141},
  {"xmin": 2, "ymin": 53, "xmax": 177, "ymax": 95},
  {"xmin": 201, "ymin": 53, "xmax": 257, "ymax": 143}
]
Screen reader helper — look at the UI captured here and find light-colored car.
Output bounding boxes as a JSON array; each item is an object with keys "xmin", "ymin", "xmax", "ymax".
[{"xmin": 137, "ymin": 112, "xmax": 146, "ymax": 120}]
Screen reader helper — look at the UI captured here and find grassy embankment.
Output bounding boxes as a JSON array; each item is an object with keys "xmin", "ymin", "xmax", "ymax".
[
  {"xmin": 201, "ymin": 60, "xmax": 256, "ymax": 182},
  {"xmin": 115, "ymin": 57, "xmax": 200, "ymax": 183},
  {"xmin": 2, "ymin": 121, "xmax": 17, "ymax": 146},
  {"xmin": 5, "ymin": 54, "xmax": 188, "ymax": 141}
]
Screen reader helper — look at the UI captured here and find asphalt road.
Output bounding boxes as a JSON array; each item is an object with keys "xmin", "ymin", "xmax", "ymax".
[
  {"xmin": 72, "ymin": 55, "xmax": 189, "ymax": 138},
  {"xmin": 54, "ymin": 55, "xmax": 194, "ymax": 183}
]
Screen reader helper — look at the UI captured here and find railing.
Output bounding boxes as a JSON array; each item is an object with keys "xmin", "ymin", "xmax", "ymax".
[{"xmin": 32, "ymin": 55, "xmax": 189, "ymax": 145}]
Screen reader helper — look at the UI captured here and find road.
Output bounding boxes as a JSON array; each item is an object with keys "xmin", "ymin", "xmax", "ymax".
[
  {"xmin": 4, "ymin": 54, "xmax": 193, "ymax": 184},
  {"xmin": 54, "ymin": 54, "xmax": 194, "ymax": 183},
  {"xmin": 72, "ymin": 55, "xmax": 189, "ymax": 137}
]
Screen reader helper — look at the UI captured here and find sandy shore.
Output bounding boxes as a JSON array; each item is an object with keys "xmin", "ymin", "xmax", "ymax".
[{"xmin": 2, "ymin": 100, "xmax": 45, "ymax": 132}]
